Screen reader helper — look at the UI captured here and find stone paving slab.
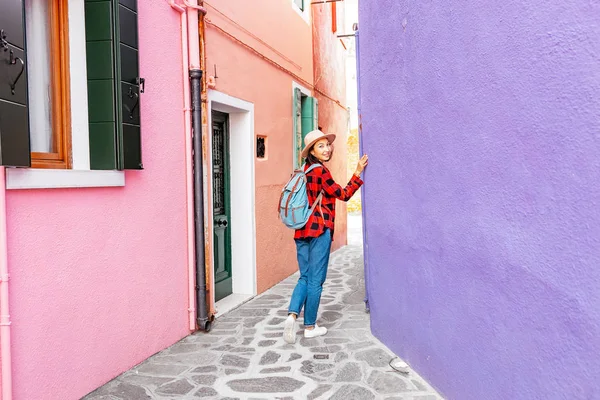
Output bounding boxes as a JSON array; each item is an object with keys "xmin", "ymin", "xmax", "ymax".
[{"xmin": 84, "ymin": 241, "xmax": 443, "ymax": 400}]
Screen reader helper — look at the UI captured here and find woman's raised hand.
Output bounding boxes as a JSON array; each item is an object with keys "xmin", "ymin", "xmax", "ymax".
[{"xmin": 355, "ymin": 154, "xmax": 369, "ymax": 176}]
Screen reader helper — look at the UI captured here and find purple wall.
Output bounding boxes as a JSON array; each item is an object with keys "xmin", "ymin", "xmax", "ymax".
[{"xmin": 358, "ymin": 1, "xmax": 600, "ymax": 399}]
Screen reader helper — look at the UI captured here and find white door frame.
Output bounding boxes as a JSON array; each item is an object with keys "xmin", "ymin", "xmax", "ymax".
[{"xmin": 207, "ymin": 90, "xmax": 257, "ymax": 315}]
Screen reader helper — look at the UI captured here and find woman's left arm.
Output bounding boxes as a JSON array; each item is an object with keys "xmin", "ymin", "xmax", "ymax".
[{"xmin": 321, "ymin": 169, "xmax": 363, "ymax": 202}]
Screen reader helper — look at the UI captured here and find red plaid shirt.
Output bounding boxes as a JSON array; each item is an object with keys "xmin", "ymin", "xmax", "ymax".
[{"xmin": 294, "ymin": 163, "xmax": 363, "ymax": 240}]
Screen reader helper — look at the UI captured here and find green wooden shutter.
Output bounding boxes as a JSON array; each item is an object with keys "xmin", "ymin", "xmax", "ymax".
[
  {"xmin": 301, "ymin": 96, "xmax": 317, "ymax": 138},
  {"xmin": 0, "ymin": 0, "xmax": 31, "ymax": 167},
  {"xmin": 293, "ymin": 87, "xmax": 302, "ymax": 168},
  {"xmin": 85, "ymin": 0, "xmax": 118, "ymax": 170},
  {"xmin": 312, "ymin": 97, "xmax": 318, "ymax": 131},
  {"xmin": 85, "ymin": 0, "xmax": 142, "ymax": 170},
  {"xmin": 117, "ymin": 0, "xmax": 142, "ymax": 169}
]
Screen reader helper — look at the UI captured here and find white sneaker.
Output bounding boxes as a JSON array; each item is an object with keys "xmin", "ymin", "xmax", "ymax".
[
  {"xmin": 304, "ymin": 324, "xmax": 327, "ymax": 338},
  {"xmin": 283, "ymin": 315, "xmax": 297, "ymax": 344}
]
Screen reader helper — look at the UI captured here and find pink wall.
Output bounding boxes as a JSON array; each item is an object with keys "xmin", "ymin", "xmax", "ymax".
[
  {"xmin": 205, "ymin": 0, "xmax": 315, "ymax": 293},
  {"xmin": 312, "ymin": 3, "xmax": 349, "ymax": 248},
  {"xmin": 3, "ymin": 2, "xmax": 190, "ymax": 398}
]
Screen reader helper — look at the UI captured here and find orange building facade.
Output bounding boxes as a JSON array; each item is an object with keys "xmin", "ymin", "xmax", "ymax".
[{"xmin": 201, "ymin": 0, "xmax": 350, "ymax": 315}]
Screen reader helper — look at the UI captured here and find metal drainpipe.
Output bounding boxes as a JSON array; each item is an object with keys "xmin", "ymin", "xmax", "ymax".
[
  {"xmin": 0, "ymin": 167, "xmax": 13, "ymax": 399},
  {"xmin": 190, "ymin": 69, "xmax": 211, "ymax": 332}
]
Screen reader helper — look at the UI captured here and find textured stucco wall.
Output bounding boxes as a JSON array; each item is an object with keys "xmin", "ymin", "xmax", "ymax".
[
  {"xmin": 205, "ymin": 0, "xmax": 350, "ymax": 291},
  {"xmin": 312, "ymin": 2, "xmax": 350, "ymax": 248},
  {"xmin": 4, "ymin": 2, "xmax": 189, "ymax": 398},
  {"xmin": 359, "ymin": 1, "xmax": 600, "ymax": 399},
  {"xmin": 205, "ymin": 0, "xmax": 312, "ymax": 293}
]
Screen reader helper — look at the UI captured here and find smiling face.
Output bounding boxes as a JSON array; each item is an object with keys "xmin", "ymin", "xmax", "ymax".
[{"xmin": 310, "ymin": 138, "xmax": 333, "ymax": 162}]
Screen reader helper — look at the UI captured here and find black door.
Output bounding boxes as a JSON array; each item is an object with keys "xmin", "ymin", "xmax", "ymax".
[{"xmin": 212, "ymin": 111, "xmax": 232, "ymax": 302}]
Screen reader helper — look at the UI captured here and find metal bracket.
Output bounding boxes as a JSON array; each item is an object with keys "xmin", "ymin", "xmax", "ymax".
[
  {"xmin": 137, "ymin": 77, "xmax": 145, "ymax": 93},
  {"xmin": 8, "ymin": 55, "xmax": 24, "ymax": 95},
  {"xmin": 127, "ymin": 86, "xmax": 140, "ymax": 119},
  {"xmin": 1, "ymin": 29, "xmax": 25, "ymax": 95},
  {"xmin": 0, "ymin": 30, "xmax": 8, "ymax": 51}
]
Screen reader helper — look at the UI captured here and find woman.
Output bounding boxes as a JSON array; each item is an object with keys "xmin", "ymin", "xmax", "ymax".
[{"xmin": 283, "ymin": 129, "xmax": 368, "ymax": 343}]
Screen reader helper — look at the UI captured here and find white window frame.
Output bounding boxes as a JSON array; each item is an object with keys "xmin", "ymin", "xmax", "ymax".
[
  {"xmin": 6, "ymin": 0, "xmax": 125, "ymax": 190},
  {"xmin": 292, "ymin": 0, "xmax": 310, "ymax": 24}
]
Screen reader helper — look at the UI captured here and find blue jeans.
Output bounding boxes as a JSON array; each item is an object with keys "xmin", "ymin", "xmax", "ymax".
[{"xmin": 288, "ymin": 229, "xmax": 332, "ymax": 327}]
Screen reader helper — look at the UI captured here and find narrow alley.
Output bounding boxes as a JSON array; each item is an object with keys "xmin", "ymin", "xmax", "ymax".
[
  {"xmin": 2, "ymin": 0, "xmax": 598, "ymax": 398},
  {"xmin": 83, "ymin": 216, "xmax": 442, "ymax": 399}
]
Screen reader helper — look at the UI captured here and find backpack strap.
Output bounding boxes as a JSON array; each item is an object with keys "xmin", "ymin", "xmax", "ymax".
[
  {"xmin": 284, "ymin": 173, "xmax": 305, "ymax": 217},
  {"xmin": 306, "ymin": 163, "xmax": 323, "ymax": 217},
  {"xmin": 309, "ymin": 191, "xmax": 323, "ymax": 217},
  {"xmin": 305, "ymin": 163, "xmax": 322, "ymax": 174},
  {"xmin": 277, "ymin": 190, "xmax": 285, "ymax": 216}
]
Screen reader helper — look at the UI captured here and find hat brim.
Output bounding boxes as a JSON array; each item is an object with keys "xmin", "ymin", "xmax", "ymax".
[{"xmin": 301, "ymin": 134, "xmax": 337, "ymax": 159}]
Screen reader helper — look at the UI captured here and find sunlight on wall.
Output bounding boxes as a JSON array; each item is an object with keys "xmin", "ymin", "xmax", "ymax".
[{"xmin": 347, "ymin": 128, "xmax": 361, "ymax": 213}]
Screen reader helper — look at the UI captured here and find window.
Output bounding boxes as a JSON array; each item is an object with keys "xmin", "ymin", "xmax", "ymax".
[
  {"xmin": 293, "ymin": 87, "xmax": 318, "ymax": 168},
  {"xmin": 292, "ymin": 0, "xmax": 309, "ymax": 22},
  {"xmin": 0, "ymin": 0, "xmax": 144, "ymax": 173},
  {"xmin": 26, "ymin": 0, "xmax": 71, "ymax": 169},
  {"xmin": 256, "ymin": 136, "xmax": 266, "ymax": 159}
]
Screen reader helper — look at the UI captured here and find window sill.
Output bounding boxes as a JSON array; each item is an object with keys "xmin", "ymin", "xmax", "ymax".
[{"xmin": 5, "ymin": 168, "xmax": 125, "ymax": 190}]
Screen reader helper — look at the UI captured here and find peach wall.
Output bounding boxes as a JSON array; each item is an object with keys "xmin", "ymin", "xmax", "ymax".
[
  {"xmin": 3, "ymin": 2, "xmax": 190, "ymax": 398},
  {"xmin": 204, "ymin": 0, "xmax": 314, "ymax": 86},
  {"xmin": 312, "ymin": 3, "xmax": 350, "ymax": 249},
  {"xmin": 204, "ymin": 0, "xmax": 314, "ymax": 293}
]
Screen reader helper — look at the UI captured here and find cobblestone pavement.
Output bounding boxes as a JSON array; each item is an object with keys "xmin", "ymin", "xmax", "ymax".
[{"xmin": 84, "ymin": 218, "xmax": 443, "ymax": 399}]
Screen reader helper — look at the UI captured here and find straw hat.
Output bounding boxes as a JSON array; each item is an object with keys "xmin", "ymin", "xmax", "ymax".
[{"xmin": 301, "ymin": 130, "xmax": 336, "ymax": 159}]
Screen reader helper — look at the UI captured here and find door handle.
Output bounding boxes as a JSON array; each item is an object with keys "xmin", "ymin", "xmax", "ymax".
[{"xmin": 216, "ymin": 220, "xmax": 228, "ymax": 228}]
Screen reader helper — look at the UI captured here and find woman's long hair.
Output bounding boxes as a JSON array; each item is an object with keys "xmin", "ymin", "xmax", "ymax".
[
  {"xmin": 305, "ymin": 153, "xmax": 320, "ymax": 165},
  {"xmin": 305, "ymin": 143, "xmax": 334, "ymax": 165}
]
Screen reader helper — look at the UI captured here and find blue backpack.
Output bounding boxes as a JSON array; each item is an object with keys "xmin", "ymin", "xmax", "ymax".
[{"xmin": 278, "ymin": 163, "xmax": 323, "ymax": 229}]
